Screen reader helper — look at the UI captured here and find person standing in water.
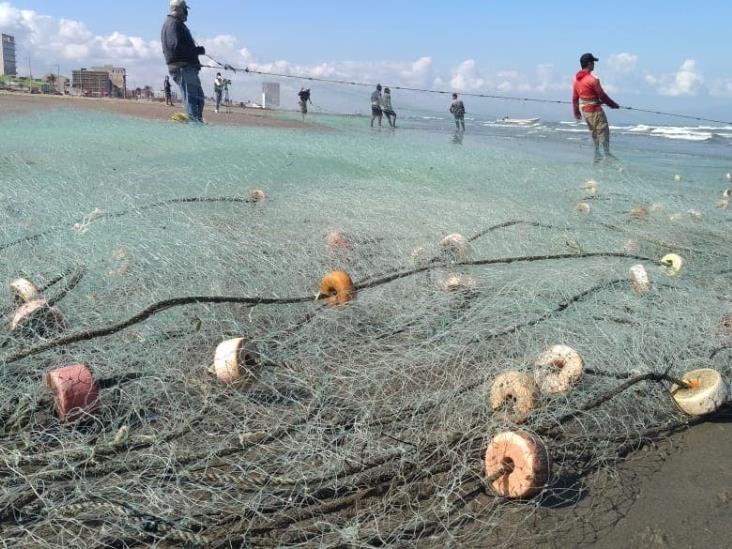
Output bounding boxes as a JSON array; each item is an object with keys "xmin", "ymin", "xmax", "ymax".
[
  {"xmin": 161, "ymin": 0, "xmax": 206, "ymax": 122},
  {"xmin": 298, "ymin": 87, "xmax": 312, "ymax": 121},
  {"xmin": 450, "ymin": 93, "xmax": 466, "ymax": 131},
  {"xmin": 382, "ymin": 87, "xmax": 397, "ymax": 128},
  {"xmin": 370, "ymin": 84, "xmax": 383, "ymax": 128},
  {"xmin": 163, "ymin": 76, "xmax": 173, "ymax": 106},
  {"xmin": 572, "ymin": 53, "xmax": 620, "ymax": 163}
]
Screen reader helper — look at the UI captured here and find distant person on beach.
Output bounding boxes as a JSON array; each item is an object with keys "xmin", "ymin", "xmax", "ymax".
[
  {"xmin": 371, "ymin": 84, "xmax": 383, "ymax": 127},
  {"xmin": 298, "ymin": 87, "xmax": 312, "ymax": 121},
  {"xmin": 572, "ymin": 53, "xmax": 620, "ymax": 163},
  {"xmin": 382, "ymin": 87, "xmax": 397, "ymax": 128},
  {"xmin": 161, "ymin": 0, "xmax": 206, "ymax": 122},
  {"xmin": 164, "ymin": 76, "xmax": 173, "ymax": 106},
  {"xmin": 214, "ymin": 73, "xmax": 225, "ymax": 113},
  {"xmin": 450, "ymin": 93, "xmax": 466, "ymax": 131}
]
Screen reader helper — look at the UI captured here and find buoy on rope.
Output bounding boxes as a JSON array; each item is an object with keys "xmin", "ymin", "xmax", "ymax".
[
  {"xmin": 250, "ymin": 189, "xmax": 266, "ymax": 202},
  {"xmin": 438, "ymin": 273, "xmax": 478, "ymax": 293},
  {"xmin": 11, "ymin": 300, "xmax": 67, "ymax": 337},
  {"xmin": 576, "ymin": 202, "xmax": 591, "ymax": 215},
  {"xmin": 484, "ymin": 431, "xmax": 550, "ymax": 499},
  {"xmin": 45, "ymin": 364, "xmax": 99, "ymax": 422},
  {"xmin": 674, "ymin": 174, "xmax": 682, "ymax": 182},
  {"xmin": 318, "ymin": 271, "xmax": 356, "ymax": 306},
  {"xmin": 326, "ymin": 230, "xmax": 353, "ymax": 252},
  {"xmin": 629, "ymin": 207, "xmax": 649, "ymax": 220},
  {"xmin": 440, "ymin": 233, "xmax": 470, "ymax": 261},
  {"xmin": 489, "ymin": 372, "xmax": 539, "ymax": 424},
  {"xmin": 170, "ymin": 112, "xmax": 189, "ymax": 123},
  {"xmin": 534, "ymin": 345, "xmax": 585, "ymax": 395},
  {"xmin": 582, "ymin": 179, "xmax": 599, "ymax": 195},
  {"xmin": 660, "ymin": 254, "xmax": 685, "ymax": 276},
  {"xmin": 629, "ymin": 265, "xmax": 651, "ymax": 295},
  {"xmin": 725, "ymin": 173, "xmax": 731, "ymax": 182},
  {"xmin": 212, "ymin": 338, "xmax": 259, "ymax": 385},
  {"xmin": 9, "ymin": 278, "xmax": 41, "ymax": 306},
  {"xmin": 671, "ymin": 369, "xmax": 728, "ymax": 416}
]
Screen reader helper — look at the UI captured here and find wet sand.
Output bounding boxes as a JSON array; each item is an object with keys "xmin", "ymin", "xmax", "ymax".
[
  {"xmin": 0, "ymin": 91, "xmax": 316, "ymax": 129},
  {"xmin": 1, "ymin": 90, "xmax": 730, "ymax": 548}
]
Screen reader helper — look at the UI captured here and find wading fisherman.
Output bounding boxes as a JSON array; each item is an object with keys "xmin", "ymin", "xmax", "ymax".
[
  {"xmin": 382, "ymin": 87, "xmax": 397, "ymax": 128},
  {"xmin": 298, "ymin": 87, "xmax": 312, "ymax": 121},
  {"xmin": 450, "ymin": 93, "xmax": 466, "ymax": 131},
  {"xmin": 572, "ymin": 53, "xmax": 620, "ymax": 163},
  {"xmin": 370, "ymin": 84, "xmax": 383, "ymax": 128},
  {"xmin": 161, "ymin": 0, "xmax": 206, "ymax": 122}
]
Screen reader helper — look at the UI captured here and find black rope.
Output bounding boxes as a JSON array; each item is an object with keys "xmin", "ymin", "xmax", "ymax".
[{"xmin": 204, "ymin": 56, "xmax": 732, "ymax": 126}]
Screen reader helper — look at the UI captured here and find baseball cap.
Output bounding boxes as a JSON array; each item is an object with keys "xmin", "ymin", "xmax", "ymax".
[
  {"xmin": 170, "ymin": 0, "xmax": 189, "ymax": 10},
  {"xmin": 580, "ymin": 53, "xmax": 599, "ymax": 67}
]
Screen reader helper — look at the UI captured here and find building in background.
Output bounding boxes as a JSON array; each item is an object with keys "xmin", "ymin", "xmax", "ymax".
[
  {"xmin": 92, "ymin": 65, "xmax": 126, "ymax": 97},
  {"xmin": 72, "ymin": 67, "xmax": 126, "ymax": 97},
  {"xmin": 0, "ymin": 34, "xmax": 17, "ymax": 76},
  {"xmin": 44, "ymin": 73, "xmax": 70, "ymax": 95},
  {"xmin": 262, "ymin": 82, "xmax": 280, "ymax": 108}
]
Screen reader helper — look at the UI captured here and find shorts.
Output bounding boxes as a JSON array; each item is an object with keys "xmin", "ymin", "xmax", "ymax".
[
  {"xmin": 372, "ymin": 106, "xmax": 383, "ymax": 117},
  {"xmin": 383, "ymin": 109, "xmax": 396, "ymax": 117}
]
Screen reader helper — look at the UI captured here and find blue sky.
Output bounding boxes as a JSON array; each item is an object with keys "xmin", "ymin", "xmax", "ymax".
[{"xmin": 2, "ymin": 1, "xmax": 731, "ymax": 118}]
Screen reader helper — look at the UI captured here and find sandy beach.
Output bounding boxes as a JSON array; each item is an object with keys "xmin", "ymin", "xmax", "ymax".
[
  {"xmin": 1, "ymin": 91, "xmax": 730, "ymax": 549},
  {"xmin": 0, "ymin": 90, "xmax": 316, "ymax": 129}
]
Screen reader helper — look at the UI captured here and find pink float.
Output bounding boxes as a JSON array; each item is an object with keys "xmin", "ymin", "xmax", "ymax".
[{"xmin": 45, "ymin": 364, "xmax": 99, "ymax": 421}]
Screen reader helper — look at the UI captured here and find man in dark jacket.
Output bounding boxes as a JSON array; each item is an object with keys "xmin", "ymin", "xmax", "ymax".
[
  {"xmin": 161, "ymin": 0, "xmax": 206, "ymax": 122},
  {"xmin": 572, "ymin": 53, "xmax": 620, "ymax": 162}
]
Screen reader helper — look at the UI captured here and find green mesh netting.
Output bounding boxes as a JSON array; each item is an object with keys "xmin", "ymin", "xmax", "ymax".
[{"xmin": 1, "ymin": 107, "xmax": 730, "ymax": 547}]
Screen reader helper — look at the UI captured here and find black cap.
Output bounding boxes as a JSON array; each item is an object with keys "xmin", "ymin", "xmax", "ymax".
[{"xmin": 580, "ymin": 53, "xmax": 599, "ymax": 68}]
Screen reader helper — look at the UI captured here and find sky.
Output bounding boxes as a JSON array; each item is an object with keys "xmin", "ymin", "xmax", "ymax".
[{"xmin": 1, "ymin": 1, "xmax": 731, "ymax": 119}]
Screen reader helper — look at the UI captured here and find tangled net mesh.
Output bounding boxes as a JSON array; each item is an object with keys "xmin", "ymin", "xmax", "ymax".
[{"xmin": 1, "ymin": 110, "xmax": 731, "ymax": 547}]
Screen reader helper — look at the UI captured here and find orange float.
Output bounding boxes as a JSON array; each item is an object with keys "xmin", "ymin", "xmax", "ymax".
[
  {"xmin": 46, "ymin": 364, "xmax": 99, "ymax": 422},
  {"xmin": 484, "ymin": 431, "xmax": 550, "ymax": 499},
  {"xmin": 319, "ymin": 271, "xmax": 356, "ymax": 306},
  {"xmin": 11, "ymin": 300, "xmax": 67, "ymax": 337},
  {"xmin": 534, "ymin": 345, "xmax": 585, "ymax": 395},
  {"xmin": 250, "ymin": 189, "xmax": 266, "ymax": 202}
]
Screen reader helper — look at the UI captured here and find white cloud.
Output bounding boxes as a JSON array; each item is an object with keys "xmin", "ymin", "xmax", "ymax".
[
  {"xmin": 448, "ymin": 59, "xmax": 487, "ymax": 92},
  {"xmin": 645, "ymin": 59, "xmax": 704, "ymax": 96},
  {"xmin": 607, "ymin": 52, "xmax": 638, "ymax": 73}
]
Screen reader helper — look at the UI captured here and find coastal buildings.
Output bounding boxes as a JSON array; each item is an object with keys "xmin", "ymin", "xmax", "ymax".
[
  {"xmin": 262, "ymin": 82, "xmax": 280, "ymax": 108},
  {"xmin": 72, "ymin": 66, "xmax": 126, "ymax": 97},
  {"xmin": 0, "ymin": 34, "xmax": 17, "ymax": 76}
]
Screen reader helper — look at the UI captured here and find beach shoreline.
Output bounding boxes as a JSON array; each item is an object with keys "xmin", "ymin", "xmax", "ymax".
[{"xmin": 0, "ymin": 90, "xmax": 318, "ymax": 129}]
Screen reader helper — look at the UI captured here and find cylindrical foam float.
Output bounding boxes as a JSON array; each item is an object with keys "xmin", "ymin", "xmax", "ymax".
[
  {"xmin": 629, "ymin": 265, "xmax": 651, "ymax": 295},
  {"xmin": 250, "ymin": 189, "xmax": 266, "ymax": 202},
  {"xmin": 440, "ymin": 234, "xmax": 470, "ymax": 261},
  {"xmin": 10, "ymin": 278, "xmax": 41, "ymax": 306},
  {"xmin": 213, "ymin": 337, "xmax": 258, "ymax": 385},
  {"xmin": 489, "ymin": 372, "xmax": 539, "ymax": 424},
  {"xmin": 582, "ymin": 179, "xmax": 599, "ymax": 194},
  {"xmin": 46, "ymin": 364, "xmax": 99, "ymax": 421},
  {"xmin": 11, "ymin": 300, "xmax": 67, "ymax": 337},
  {"xmin": 326, "ymin": 230, "xmax": 352, "ymax": 252},
  {"xmin": 439, "ymin": 273, "xmax": 478, "ymax": 293},
  {"xmin": 629, "ymin": 207, "xmax": 649, "ymax": 220},
  {"xmin": 319, "ymin": 271, "xmax": 356, "ymax": 306},
  {"xmin": 660, "ymin": 254, "xmax": 684, "ymax": 276},
  {"xmin": 534, "ymin": 345, "xmax": 585, "ymax": 395},
  {"xmin": 671, "ymin": 369, "xmax": 728, "ymax": 416},
  {"xmin": 576, "ymin": 202, "xmax": 591, "ymax": 214},
  {"xmin": 484, "ymin": 431, "xmax": 550, "ymax": 499}
]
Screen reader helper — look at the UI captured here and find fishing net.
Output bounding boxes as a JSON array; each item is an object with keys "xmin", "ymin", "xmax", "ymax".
[{"xmin": 1, "ymin": 107, "xmax": 731, "ymax": 548}]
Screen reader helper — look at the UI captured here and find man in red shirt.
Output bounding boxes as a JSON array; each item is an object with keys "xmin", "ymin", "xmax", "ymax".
[{"xmin": 573, "ymin": 53, "xmax": 620, "ymax": 162}]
